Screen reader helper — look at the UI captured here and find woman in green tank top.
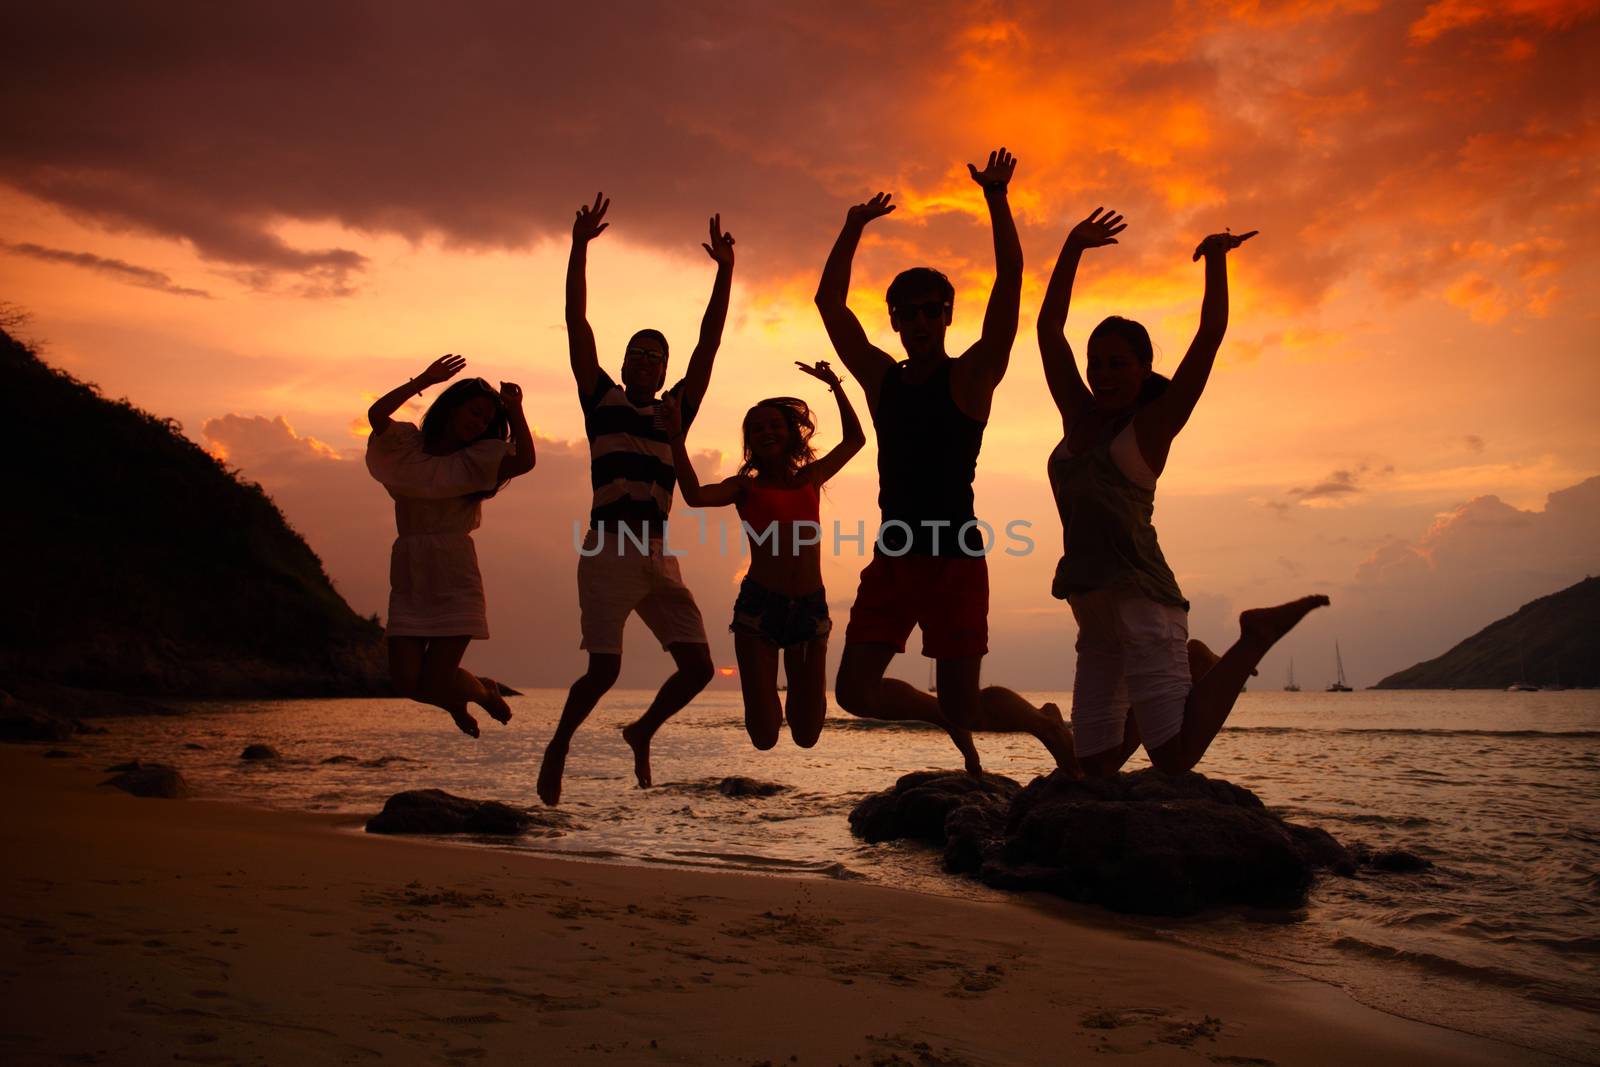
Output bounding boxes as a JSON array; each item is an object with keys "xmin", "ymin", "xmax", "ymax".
[{"xmin": 1037, "ymin": 208, "xmax": 1329, "ymax": 778}]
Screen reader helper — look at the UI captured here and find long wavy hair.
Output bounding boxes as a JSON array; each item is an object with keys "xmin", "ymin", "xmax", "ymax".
[
  {"xmin": 738, "ymin": 397, "xmax": 816, "ymax": 478},
  {"xmin": 420, "ymin": 378, "xmax": 511, "ymax": 498}
]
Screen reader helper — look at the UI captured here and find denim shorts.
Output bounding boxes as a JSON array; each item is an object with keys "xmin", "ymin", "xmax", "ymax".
[{"xmin": 730, "ymin": 577, "xmax": 832, "ymax": 648}]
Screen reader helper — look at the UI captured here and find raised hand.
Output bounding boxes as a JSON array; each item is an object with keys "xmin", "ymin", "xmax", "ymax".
[
  {"xmin": 657, "ymin": 392, "xmax": 684, "ymax": 438},
  {"xmin": 702, "ymin": 213, "xmax": 735, "ymax": 266},
  {"xmin": 416, "ymin": 353, "xmax": 467, "ymax": 388},
  {"xmin": 498, "ymin": 381, "xmax": 523, "ymax": 410},
  {"xmin": 846, "ymin": 192, "xmax": 895, "ymax": 228},
  {"xmin": 795, "ymin": 359, "xmax": 842, "ymax": 390},
  {"xmin": 573, "ymin": 192, "xmax": 610, "ymax": 243},
  {"xmin": 967, "ymin": 147, "xmax": 1017, "ymax": 190},
  {"xmin": 1066, "ymin": 207, "xmax": 1127, "ymax": 251},
  {"xmin": 1192, "ymin": 228, "xmax": 1258, "ymax": 262}
]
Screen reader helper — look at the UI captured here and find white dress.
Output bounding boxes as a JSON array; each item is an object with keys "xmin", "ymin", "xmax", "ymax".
[{"xmin": 365, "ymin": 422, "xmax": 508, "ymax": 639}]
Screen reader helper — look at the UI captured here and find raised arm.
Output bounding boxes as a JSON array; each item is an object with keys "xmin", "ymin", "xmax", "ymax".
[
  {"xmin": 1037, "ymin": 208, "xmax": 1126, "ymax": 432},
  {"xmin": 367, "ymin": 353, "xmax": 464, "ymax": 434},
  {"xmin": 658, "ymin": 394, "xmax": 742, "ymax": 509},
  {"xmin": 1136, "ymin": 229, "xmax": 1257, "ymax": 454},
  {"xmin": 496, "ymin": 382, "xmax": 537, "ymax": 482},
  {"xmin": 675, "ymin": 215, "xmax": 735, "ymax": 423},
  {"xmin": 794, "ymin": 360, "xmax": 865, "ymax": 485},
  {"xmin": 566, "ymin": 193, "xmax": 609, "ymax": 398},
  {"xmin": 960, "ymin": 148, "xmax": 1023, "ymax": 391},
  {"xmin": 814, "ymin": 193, "xmax": 898, "ymax": 411}
]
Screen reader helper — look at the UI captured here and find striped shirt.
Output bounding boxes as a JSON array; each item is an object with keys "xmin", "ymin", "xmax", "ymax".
[{"xmin": 583, "ymin": 369, "xmax": 698, "ymax": 535}]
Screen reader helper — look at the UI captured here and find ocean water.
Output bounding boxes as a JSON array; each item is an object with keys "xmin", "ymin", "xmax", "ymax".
[{"xmin": 81, "ymin": 689, "xmax": 1598, "ymax": 1063}]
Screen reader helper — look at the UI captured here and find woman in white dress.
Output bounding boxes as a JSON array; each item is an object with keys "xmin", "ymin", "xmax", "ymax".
[{"xmin": 365, "ymin": 354, "xmax": 536, "ymax": 737}]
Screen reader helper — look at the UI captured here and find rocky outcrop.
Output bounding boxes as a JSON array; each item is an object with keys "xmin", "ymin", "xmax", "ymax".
[
  {"xmin": 1377, "ymin": 571, "xmax": 1600, "ymax": 688},
  {"xmin": 102, "ymin": 760, "xmax": 193, "ymax": 799},
  {"xmin": 240, "ymin": 744, "xmax": 281, "ymax": 761},
  {"xmin": 365, "ymin": 789, "xmax": 571, "ymax": 836},
  {"xmin": 0, "ymin": 691, "xmax": 79, "ymax": 742},
  {"xmin": 849, "ymin": 770, "xmax": 1019, "ymax": 845},
  {"xmin": 849, "ymin": 769, "xmax": 1412, "ymax": 917},
  {"xmin": 0, "ymin": 327, "xmax": 388, "ymax": 698}
]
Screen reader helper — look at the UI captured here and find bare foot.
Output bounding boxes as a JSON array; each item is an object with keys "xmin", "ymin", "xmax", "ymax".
[
  {"xmin": 620, "ymin": 721, "xmax": 653, "ymax": 789},
  {"xmin": 536, "ymin": 737, "xmax": 568, "ymax": 806},
  {"xmin": 948, "ymin": 725, "xmax": 983, "ymax": 778},
  {"xmin": 1036, "ymin": 702, "xmax": 1082, "ymax": 778},
  {"xmin": 447, "ymin": 707, "xmax": 481, "ymax": 739},
  {"xmin": 477, "ymin": 677, "xmax": 513, "ymax": 725},
  {"xmin": 1239, "ymin": 595, "xmax": 1331, "ymax": 647}
]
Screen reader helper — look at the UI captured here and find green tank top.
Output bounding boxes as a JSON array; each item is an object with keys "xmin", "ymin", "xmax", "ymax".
[{"xmin": 1046, "ymin": 434, "xmax": 1187, "ymax": 609}]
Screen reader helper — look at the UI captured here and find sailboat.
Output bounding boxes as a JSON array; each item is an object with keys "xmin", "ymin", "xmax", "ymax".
[
  {"xmin": 1283, "ymin": 657, "xmax": 1300, "ymax": 692},
  {"xmin": 1508, "ymin": 649, "xmax": 1538, "ymax": 692},
  {"xmin": 1326, "ymin": 643, "xmax": 1352, "ymax": 692}
]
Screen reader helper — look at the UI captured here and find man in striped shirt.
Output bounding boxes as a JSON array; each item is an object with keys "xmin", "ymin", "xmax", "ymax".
[{"xmin": 536, "ymin": 193, "xmax": 735, "ymax": 806}]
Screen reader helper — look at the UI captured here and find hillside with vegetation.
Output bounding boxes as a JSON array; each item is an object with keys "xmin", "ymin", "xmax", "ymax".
[
  {"xmin": 1375, "ymin": 576, "xmax": 1599, "ymax": 689},
  {"xmin": 0, "ymin": 323, "xmax": 385, "ymax": 697}
]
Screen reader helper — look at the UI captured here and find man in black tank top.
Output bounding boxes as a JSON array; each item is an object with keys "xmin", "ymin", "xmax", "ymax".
[{"xmin": 814, "ymin": 149, "xmax": 1077, "ymax": 777}]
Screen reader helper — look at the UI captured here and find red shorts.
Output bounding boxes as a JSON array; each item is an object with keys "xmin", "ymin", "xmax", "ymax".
[{"xmin": 844, "ymin": 552, "xmax": 989, "ymax": 659}]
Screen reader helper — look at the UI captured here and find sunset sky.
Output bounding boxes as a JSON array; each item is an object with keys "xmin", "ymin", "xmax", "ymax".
[{"xmin": 3, "ymin": 1, "xmax": 1597, "ymax": 690}]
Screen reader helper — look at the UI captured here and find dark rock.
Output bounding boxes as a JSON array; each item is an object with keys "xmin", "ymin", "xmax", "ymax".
[
  {"xmin": 102, "ymin": 761, "xmax": 192, "ymax": 799},
  {"xmin": 847, "ymin": 769, "xmax": 1020, "ymax": 845},
  {"xmin": 1352, "ymin": 843, "xmax": 1433, "ymax": 873},
  {"xmin": 183, "ymin": 742, "xmax": 207, "ymax": 750},
  {"xmin": 662, "ymin": 776, "xmax": 793, "ymax": 798},
  {"xmin": 240, "ymin": 743, "xmax": 281, "ymax": 761},
  {"xmin": 365, "ymin": 789, "xmax": 570, "ymax": 836},
  {"xmin": 42, "ymin": 748, "xmax": 77, "ymax": 758},
  {"xmin": 716, "ymin": 776, "xmax": 790, "ymax": 798},
  {"xmin": 0, "ymin": 690, "xmax": 79, "ymax": 742},
  {"xmin": 492, "ymin": 681, "xmax": 522, "ymax": 696},
  {"xmin": 850, "ymin": 768, "xmax": 1365, "ymax": 916},
  {"xmin": 321, "ymin": 754, "xmax": 360, "ymax": 765}
]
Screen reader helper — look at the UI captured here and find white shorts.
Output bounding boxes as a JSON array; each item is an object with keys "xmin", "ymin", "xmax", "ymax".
[
  {"xmin": 577, "ymin": 533, "xmax": 708, "ymax": 654},
  {"xmin": 1067, "ymin": 587, "xmax": 1190, "ymax": 759}
]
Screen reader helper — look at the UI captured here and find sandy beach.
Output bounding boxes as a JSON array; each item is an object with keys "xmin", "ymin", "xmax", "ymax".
[{"xmin": 0, "ymin": 745, "xmax": 1566, "ymax": 1066}]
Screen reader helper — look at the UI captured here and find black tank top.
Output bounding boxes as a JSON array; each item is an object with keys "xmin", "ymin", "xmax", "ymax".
[{"xmin": 873, "ymin": 357, "xmax": 987, "ymax": 556}]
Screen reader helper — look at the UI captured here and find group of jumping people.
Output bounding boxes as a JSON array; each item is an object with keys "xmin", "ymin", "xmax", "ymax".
[{"xmin": 364, "ymin": 147, "xmax": 1329, "ymax": 806}]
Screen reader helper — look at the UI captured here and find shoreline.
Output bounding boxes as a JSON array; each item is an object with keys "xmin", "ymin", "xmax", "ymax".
[{"xmin": 0, "ymin": 744, "xmax": 1567, "ymax": 1066}]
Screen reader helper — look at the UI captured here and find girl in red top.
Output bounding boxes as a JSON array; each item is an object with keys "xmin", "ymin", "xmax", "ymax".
[{"xmin": 661, "ymin": 361, "xmax": 865, "ymax": 749}]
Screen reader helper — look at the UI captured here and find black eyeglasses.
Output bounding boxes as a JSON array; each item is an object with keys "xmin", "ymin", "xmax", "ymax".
[
  {"xmin": 892, "ymin": 301, "xmax": 950, "ymax": 322},
  {"xmin": 625, "ymin": 347, "xmax": 667, "ymax": 364}
]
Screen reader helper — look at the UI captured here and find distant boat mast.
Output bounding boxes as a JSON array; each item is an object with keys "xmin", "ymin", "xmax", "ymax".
[{"xmin": 1327, "ymin": 643, "xmax": 1352, "ymax": 692}]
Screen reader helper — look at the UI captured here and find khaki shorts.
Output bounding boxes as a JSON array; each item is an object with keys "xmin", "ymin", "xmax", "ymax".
[
  {"xmin": 1067, "ymin": 586, "xmax": 1190, "ymax": 759},
  {"xmin": 577, "ymin": 534, "xmax": 708, "ymax": 654}
]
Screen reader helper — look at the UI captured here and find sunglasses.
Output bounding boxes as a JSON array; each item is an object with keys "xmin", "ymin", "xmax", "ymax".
[
  {"xmin": 892, "ymin": 301, "xmax": 951, "ymax": 322},
  {"xmin": 625, "ymin": 347, "xmax": 667, "ymax": 364}
]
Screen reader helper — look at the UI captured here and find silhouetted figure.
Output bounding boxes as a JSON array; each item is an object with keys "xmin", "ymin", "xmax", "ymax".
[
  {"xmin": 662, "ymin": 360, "xmax": 866, "ymax": 750},
  {"xmin": 536, "ymin": 195, "xmax": 735, "ymax": 805},
  {"xmin": 365, "ymin": 355, "xmax": 536, "ymax": 737},
  {"xmin": 1038, "ymin": 209, "xmax": 1326, "ymax": 777},
  {"xmin": 814, "ymin": 149, "xmax": 1076, "ymax": 776}
]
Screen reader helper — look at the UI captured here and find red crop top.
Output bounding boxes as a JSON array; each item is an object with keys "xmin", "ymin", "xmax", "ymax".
[{"xmin": 739, "ymin": 482, "xmax": 820, "ymax": 532}]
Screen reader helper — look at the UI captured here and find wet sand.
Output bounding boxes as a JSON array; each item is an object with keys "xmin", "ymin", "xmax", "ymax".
[{"xmin": 0, "ymin": 746, "xmax": 1560, "ymax": 1065}]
